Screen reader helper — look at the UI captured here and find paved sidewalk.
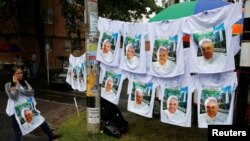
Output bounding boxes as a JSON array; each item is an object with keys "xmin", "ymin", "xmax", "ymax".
[{"xmin": 0, "ymin": 93, "xmax": 83, "ymax": 141}]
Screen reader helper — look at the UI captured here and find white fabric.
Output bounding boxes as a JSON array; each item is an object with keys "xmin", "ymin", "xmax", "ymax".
[
  {"xmin": 99, "ymin": 63, "xmax": 126, "ymax": 105},
  {"xmin": 145, "ymin": 51, "xmax": 152, "ymax": 72},
  {"xmin": 183, "ymin": 48, "xmax": 191, "ymax": 75},
  {"xmin": 193, "ymin": 71, "xmax": 238, "ymax": 128},
  {"xmin": 232, "ymin": 35, "xmax": 241, "ymax": 56},
  {"xmin": 97, "ymin": 17, "xmax": 123, "ymax": 67},
  {"xmin": 240, "ymin": 42, "xmax": 250, "ymax": 67},
  {"xmin": 6, "ymin": 98, "xmax": 15, "ymax": 116},
  {"xmin": 119, "ymin": 22, "xmax": 147, "ymax": 73},
  {"xmin": 126, "ymin": 73, "xmax": 157, "ymax": 118},
  {"xmin": 196, "ymin": 53, "xmax": 226, "ymax": 66},
  {"xmin": 184, "ymin": 2, "xmax": 242, "ymax": 73},
  {"xmin": 158, "ymin": 74, "xmax": 195, "ymax": 127},
  {"xmin": 5, "ymin": 97, "xmax": 38, "ymax": 117},
  {"xmin": 14, "ymin": 95, "xmax": 45, "ymax": 135},
  {"xmin": 66, "ymin": 54, "xmax": 87, "ymax": 92},
  {"xmin": 147, "ymin": 19, "xmax": 185, "ymax": 77},
  {"xmin": 155, "ymin": 48, "xmax": 191, "ymax": 102},
  {"xmin": 5, "ymin": 81, "xmax": 37, "ymax": 116}
]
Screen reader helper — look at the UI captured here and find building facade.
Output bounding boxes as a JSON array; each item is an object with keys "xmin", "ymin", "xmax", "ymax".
[{"xmin": 0, "ymin": 0, "xmax": 85, "ymax": 70}]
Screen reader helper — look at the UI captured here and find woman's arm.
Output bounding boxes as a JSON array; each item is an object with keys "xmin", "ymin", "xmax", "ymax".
[{"xmin": 5, "ymin": 82, "xmax": 19, "ymax": 100}]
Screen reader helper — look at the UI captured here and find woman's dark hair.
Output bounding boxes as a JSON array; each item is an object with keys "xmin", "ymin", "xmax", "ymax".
[{"xmin": 10, "ymin": 65, "xmax": 27, "ymax": 89}]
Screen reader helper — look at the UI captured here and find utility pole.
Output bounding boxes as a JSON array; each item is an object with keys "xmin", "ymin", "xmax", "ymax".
[
  {"xmin": 84, "ymin": 0, "xmax": 100, "ymax": 133},
  {"xmin": 45, "ymin": 44, "xmax": 51, "ymax": 85}
]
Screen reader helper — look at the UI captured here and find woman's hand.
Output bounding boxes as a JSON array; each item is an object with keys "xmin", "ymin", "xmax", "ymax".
[{"xmin": 12, "ymin": 76, "xmax": 19, "ymax": 85}]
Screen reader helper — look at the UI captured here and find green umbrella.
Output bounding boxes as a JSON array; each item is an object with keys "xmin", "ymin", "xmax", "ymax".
[
  {"xmin": 149, "ymin": 1, "xmax": 197, "ymax": 22},
  {"xmin": 149, "ymin": 0, "xmax": 233, "ymax": 23}
]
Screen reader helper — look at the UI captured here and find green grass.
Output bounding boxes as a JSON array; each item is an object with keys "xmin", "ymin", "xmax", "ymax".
[
  {"xmin": 57, "ymin": 111, "xmax": 119, "ymax": 141},
  {"xmin": 58, "ymin": 110, "xmax": 208, "ymax": 141}
]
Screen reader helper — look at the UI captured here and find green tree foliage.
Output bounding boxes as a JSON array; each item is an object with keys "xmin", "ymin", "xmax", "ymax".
[
  {"xmin": 60, "ymin": 0, "xmax": 84, "ymax": 37},
  {"xmin": 98, "ymin": 0, "xmax": 163, "ymax": 21},
  {"xmin": 60, "ymin": 0, "xmax": 84, "ymax": 50}
]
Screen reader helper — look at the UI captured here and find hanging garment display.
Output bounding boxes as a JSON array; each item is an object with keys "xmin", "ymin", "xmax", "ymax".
[
  {"xmin": 66, "ymin": 54, "xmax": 87, "ymax": 92},
  {"xmin": 99, "ymin": 63, "xmax": 126, "ymax": 105},
  {"xmin": 193, "ymin": 71, "xmax": 238, "ymax": 128},
  {"xmin": 94, "ymin": 1, "xmax": 241, "ymax": 124},
  {"xmin": 147, "ymin": 18, "xmax": 185, "ymax": 78},
  {"xmin": 158, "ymin": 72, "xmax": 194, "ymax": 127},
  {"xmin": 119, "ymin": 22, "xmax": 147, "ymax": 74},
  {"xmin": 184, "ymin": 2, "xmax": 242, "ymax": 73},
  {"xmin": 126, "ymin": 73, "xmax": 157, "ymax": 118},
  {"xmin": 96, "ymin": 17, "xmax": 123, "ymax": 67}
]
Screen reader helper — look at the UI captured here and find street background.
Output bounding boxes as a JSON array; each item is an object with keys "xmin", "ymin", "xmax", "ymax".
[{"xmin": 0, "ymin": 69, "xmax": 207, "ymax": 141}]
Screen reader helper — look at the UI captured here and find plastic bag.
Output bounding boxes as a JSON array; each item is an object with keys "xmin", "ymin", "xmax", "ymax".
[
  {"xmin": 101, "ymin": 120, "xmax": 121, "ymax": 137},
  {"xmin": 101, "ymin": 98, "xmax": 128, "ymax": 136}
]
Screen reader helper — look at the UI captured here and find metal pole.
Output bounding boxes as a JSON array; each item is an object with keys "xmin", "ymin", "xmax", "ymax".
[
  {"xmin": 74, "ymin": 90, "xmax": 80, "ymax": 117},
  {"xmin": 85, "ymin": 0, "xmax": 100, "ymax": 133},
  {"xmin": 46, "ymin": 44, "xmax": 50, "ymax": 85}
]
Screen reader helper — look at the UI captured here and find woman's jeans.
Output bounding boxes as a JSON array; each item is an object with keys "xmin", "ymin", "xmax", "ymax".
[{"xmin": 10, "ymin": 115, "xmax": 53, "ymax": 141}]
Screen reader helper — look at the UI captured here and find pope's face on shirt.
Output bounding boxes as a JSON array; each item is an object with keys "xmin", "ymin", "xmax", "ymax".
[
  {"xmin": 135, "ymin": 90, "xmax": 143, "ymax": 105},
  {"xmin": 102, "ymin": 41, "xmax": 111, "ymax": 54},
  {"xmin": 200, "ymin": 41, "xmax": 214, "ymax": 60},
  {"xmin": 159, "ymin": 48, "xmax": 168, "ymax": 65},
  {"xmin": 24, "ymin": 109, "xmax": 33, "ymax": 123},
  {"xmin": 105, "ymin": 79, "xmax": 113, "ymax": 92},
  {"xmin": 127, "ymin": 47, "xmax": 135, "ymax": 60},
  {"xmin": 168, "ymin": 99, "xmax": 178, "ymax": 114},
  {"xmin": 206, "ymin": 100, "xmax": 219, "ymax": 118}
]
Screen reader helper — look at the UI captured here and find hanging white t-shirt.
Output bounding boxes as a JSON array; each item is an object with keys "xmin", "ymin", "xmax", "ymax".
[
  {"xmin": 14, "ymin": 95, "xmax": 45, "ymax": 135},
  {"xmin": 158, "ymin": 74, "xmax": 195, "ymax": 127},
  {"xmin": 99, "ymin": 63, "xmax": 126, "ymax": 105},
  {"xmin": 127, "ymin": 73, "xmax": 157, "ymax": 118},
  {"xmin": 193, "ymin": 71, "xmax": 238, "ymax": 128},
  {"xmin": 156, "ymin": 47, "xmax": 191, "ymax": 101},
  {"xmin": 66, "ymin": 54, "xmax": 87, "ymax": 92},
  {"xmin": 119, "ymin": 22, "xmax": 147, "ymax": 74},
  {"xmin": 147, "ymin": 19, "xmax": 185, "ymax": 77},
  {"xmin": 96, "ymin": 17, "xmax": 123, "ymax": 67},
  {"xmin": 184, "ymin": 2, "xmax": 242, "ymax": 73}
]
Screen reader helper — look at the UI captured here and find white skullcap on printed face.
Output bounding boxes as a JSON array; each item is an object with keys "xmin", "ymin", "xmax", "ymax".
[
  {"xmin": 167, "ymin": 95, "xmax": 178, "ymax": 103},
  {"xmin": 126, "ymin": 43, "xmax": 134, "ymax": 51},
  {"xmin": 204, "ymin": 97, "xmax": 217, "ymax": 107},
  {"xmin": 135, "ymin": 88, "xmax": 143, "ymax": 96},
  {"xmin": 198, "ymin": 38, "xmax": 212, "ymax": 48},
  {"xmin": 103, "ymin": 39, "xmax": 111, "ymax": 44},
  {"xmin": 105, "ymin": 77, "xmax": 113, "ymax": 85}
]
